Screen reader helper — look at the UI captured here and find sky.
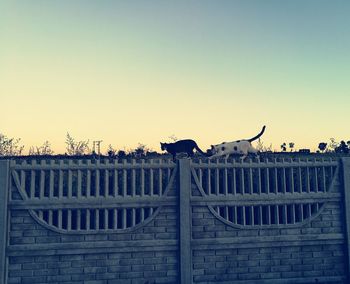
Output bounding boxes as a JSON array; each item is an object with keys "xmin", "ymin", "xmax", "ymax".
[{"xmin": 1, "ymin": 0, "xmax": 349, "ymax": 154}]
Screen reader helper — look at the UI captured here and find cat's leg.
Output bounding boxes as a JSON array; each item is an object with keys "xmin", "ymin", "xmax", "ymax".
[
  {"xmin": 209, "ymin": 153, "xmax": 221, "ymax": 160},
  {"xmin": 240, "ymin": 150, "xmax": 248, "ymax": 162},
  {"xmin": 239, "ymin": 155, "xmax": 247, "ymax": 162}
]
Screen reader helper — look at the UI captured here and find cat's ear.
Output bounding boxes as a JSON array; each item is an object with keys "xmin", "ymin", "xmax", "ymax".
[{"xmin": 211, "ymin": 145, "xmax": 214, "ymax": 149}]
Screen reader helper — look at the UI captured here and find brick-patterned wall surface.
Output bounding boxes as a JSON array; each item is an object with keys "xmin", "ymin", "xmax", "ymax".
[
  {"xmin": 7, "ymin": 207, "xmax": 179, "ymax": 284},
  {"xmin": 191, "ymin": 204, "xmax": 346, "ymax": 283}
]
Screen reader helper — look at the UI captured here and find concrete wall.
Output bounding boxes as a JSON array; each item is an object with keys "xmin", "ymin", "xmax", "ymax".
[{"xmin": 1, "ymin": 157, "xmax": 350, "ymax": 283}]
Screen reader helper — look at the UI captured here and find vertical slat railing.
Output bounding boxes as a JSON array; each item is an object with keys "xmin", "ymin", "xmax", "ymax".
[
  {"xmin": 140, "ymin": 160, "xmax": 145, "ymax": 197},
  {"xmin": 257, "ymin": 166, "xmax": 262, "ymax": 195},
  {"xmin": 122, "ymin": 208, "xmax": 127, "ymax": 229},
  {"xmin": 77, "ymin": 210, "xmax": 81, "ymax": 231},
  {"xmin": 49, "ymin": 161, "xmax": 54, "ymax": 198},
  {"xmin": 291, "ymin": 205, "xmax": 296, "ymax": 224},
  {"xmin": 68, "ymin": 160, "xmax": 73, "ymax": 198},
  {"xmin": 224, "ymin": 166, "xmax": 228, "ymax": 196},
  {"xmin": 300, "ymin": 204, "xmax": 304, "ymax": 221},
  {"xmin": 114, "ymin": 209, "xmax": 118, "ymax": 230},
  {"xmin": 95, "ymin": 161, "xmax": 100, "ymax": 198},
  {"xmin": 322, "ymin": 164, "xmax": 327, "ymax": 192},
  {"xmin": 232, "ymin": 167, "xmax": 237, "ymax": 195},
  {"xmin": 95, "ymin": 209, "xmax": 100, "ymax": 230},
  {"xmin": 123, "ymin": 160, "xmax": 127, "ymax": 197},
  {"xmin": 267, "ymin": 205, "xmax": 271, "ymax": 225},
  {"xmin": 20, "ymin": 161, "xmax": 26, "ymax": 197},
  {"xmin": 48, "ymin": 210, "xmax": 53, "ymax": 226},
  {"xmin": 58, "ymin": 161, "xmax": 64, "ymax": 199},
  {"xmin": 298, "ymin": 160, "xmax": 303, "ymax": 193},
  {"xmin": 283, "ymin": 205, "xmax": 288, "ymax": 224},
  {"xmin": 86, "ymin": 209, "xmax": 91, "ymax": 230},
  {"xmin": 259, "ymin": 206, "xmax": 263, "ymax": 225},
  {"xmin": 249, "ymin": 161, "xmax": 253, "ymax": 194},
  {"xmin": 86, "ymin": 160, "xmax": 91, "ymax": 198},
  {"xmin": 233, "ymin": 206, "xmax": 238, "ymax": 224},
  {"xmin": 274, "ymin": 159, "xmax": 278, "ymax": 194},
  {"xmin": 140, "ymin": 208, "xmax": 145, "ymax": 222},
  {"xmin": 114, "ymin": 160, "xmax": 118, "ymax": 197},
  {"xmin": 58, "ymin": 210, "xmax": 62, "ymax": 229},
  {"xmin": 40, "ymin": 160, "xmax": 45, "ymax": 198},
  {"xmin": 240, "ymin": 167, "xmax": 245, "ymax": 195},
  {"xmin": 249, "ymin": 206, "xmax": 254, "ymax": 225},
  {"xmin": 104, "ymin": 167, "xmax": 109, "ymax": 198},
  {"xmin": 159, "ymin": 160, "xmax": 163, "ymax": 196},
  {"xmin": 67, "ymin": 210, "xmax": 72, "ymax": 231},
  {"xmin": 77, "ymin": 161, "xmax": 82, "ymax": 199},
  {"xmin": 242, "ymin": 206, "xmax": 246, "ymax": 225},
  {"xmin": 132, "ymin": 208, "xmax": 136, "ymax": 227},
  {"xmin": 306, "ymin": 165, "xmax": 310, "ymax": 193},
  {"xmin": 104, "ymin": 209, "xmax": 108, "ymax": 230},
  {"xmin": 131, "ymin": 160, "xmax": 136, "ymax": 197},
  {"xmin": 275, "ymin": 205, "xmax": 279, "ymax": 225},
  {"xmin": 149, "ymin": 160, "xmax": 154, "ymax": 196},
  {"xmin": 290, "ymin": 167, "xmax": 295, "ymax": 194},
  {"xmin": 282, "ymin": 161, "xmax": 286, "ymax": 194},
  {"xmin": 30, "ymin": 160, "xmax": 36, "ymax": 199},
  {"xmin": 265, "ymin": 167, "xmax": 270, "ymax": 194},
  {"xmin": 314, "ymin": 167, "xmax": 319, "ymax": 192}
]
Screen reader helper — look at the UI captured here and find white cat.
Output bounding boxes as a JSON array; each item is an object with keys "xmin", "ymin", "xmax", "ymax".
[{"xmin": 209, "ymin": 126, "xmax": 266, "ymax": 160}]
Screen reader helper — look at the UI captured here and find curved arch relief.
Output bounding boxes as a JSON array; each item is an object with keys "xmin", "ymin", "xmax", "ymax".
[
  {"xmin": 191, "ymin": 158, "xmax": 338, "ymax": 229},
  {"xmin": 11, "ymin": 159, "xmax": 177, "ymax": 234}
]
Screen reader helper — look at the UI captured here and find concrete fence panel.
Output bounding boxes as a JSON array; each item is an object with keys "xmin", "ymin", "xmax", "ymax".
[{"xmin": 0, "ymin": 157, "xmax": 349, "ymax": 283}]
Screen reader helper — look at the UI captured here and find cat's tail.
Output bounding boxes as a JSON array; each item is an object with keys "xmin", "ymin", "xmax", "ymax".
[
  {"xmin": 247, "ymin": 126, "xmax": 266, "ymax": 142},
  {"xmin": 194, "ymin": 144, "xmax": 211, "ymax": 157}
]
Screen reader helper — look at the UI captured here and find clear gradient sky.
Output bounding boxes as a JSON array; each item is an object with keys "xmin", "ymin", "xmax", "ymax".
[{"xmin": 1, "ymin": 1, "xmax": 349, "ymax": 154}]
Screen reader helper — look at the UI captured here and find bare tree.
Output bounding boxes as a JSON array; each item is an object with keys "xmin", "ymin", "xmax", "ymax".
[
  {"xmin": 328, "ymin": 138, "xmax": 338, "ymax": 152},
  {"xmin": 65, "ymin": 133, "xmax": 90, "ymax": 155},
  {"xmin": 168, "ymin": 135, "xmax": 178, "ymax": 142},
  {"xmin": 28, "ymin": 141, "xmax": 54, "ymax": 155},
  {"xmin": 0, "ymin": 133, "xmax": 24, "ymax": 156},
  {"xmin": 256, "ymin": 139, "xmax": 272, "ymax": 152},
  {"xmin": 132, "ymin": 143, "xmax": 152, "ymax": 158},
  {"xmin": 106, "ymin": 144, "xmax": 117, "ymax": 157},
  {"xmin": 256, "ymin": 139, "xmax": 264, "ymax": 152}
]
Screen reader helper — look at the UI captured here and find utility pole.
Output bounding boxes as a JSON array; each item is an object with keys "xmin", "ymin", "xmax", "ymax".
[{"xmin": 93, "ymin": 140, "xmax": 103, "ymax": 155}]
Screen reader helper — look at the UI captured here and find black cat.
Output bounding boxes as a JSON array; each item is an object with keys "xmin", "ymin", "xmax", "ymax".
[{"xmin": 160, "ymin": 139, "xmax": 208, "ymax": 161}]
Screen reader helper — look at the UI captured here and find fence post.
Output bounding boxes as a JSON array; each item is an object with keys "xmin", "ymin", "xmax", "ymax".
[
  {"xmin": 0, "ymin": 160, "xmax": 10, "ymax": 284},
  {"xmin": 178, "ymin": 158, "xmax": 192, "ymax": 284},
  {"xmin": 341, "ymin": 157, "xmax": 350, "ymax": 280}
]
